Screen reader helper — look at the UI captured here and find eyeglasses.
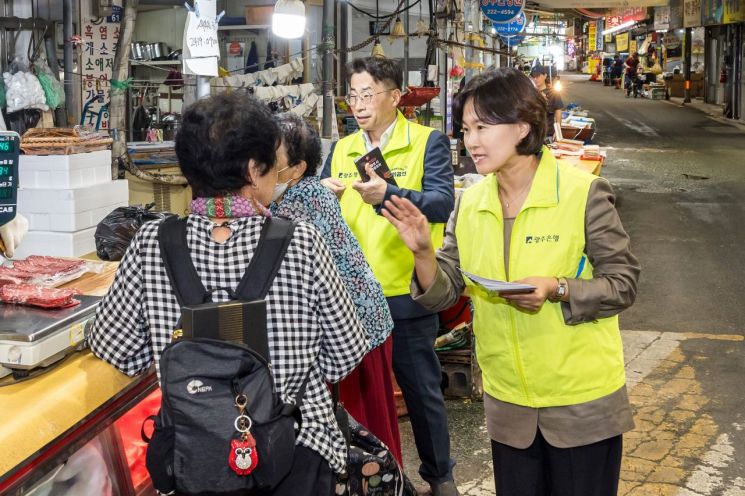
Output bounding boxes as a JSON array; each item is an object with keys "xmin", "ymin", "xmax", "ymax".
[{"xmin": 344, "ymin": 88, "xmax": 396, "ymax": 107}]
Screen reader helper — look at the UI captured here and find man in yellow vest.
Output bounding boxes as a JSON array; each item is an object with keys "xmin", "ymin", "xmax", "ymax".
[{"xmin": 321, "ymin": 57, "xmax": 457, "ymax": 495}]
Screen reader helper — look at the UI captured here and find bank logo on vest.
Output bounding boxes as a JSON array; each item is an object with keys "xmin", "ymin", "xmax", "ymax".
[
  {"xmin": 525, "ymin": 234, "xmax": 560, "ymax": 244},
  {"xmin": 187, "ymin": 379, "xmax": 213, "ymax": 394}
]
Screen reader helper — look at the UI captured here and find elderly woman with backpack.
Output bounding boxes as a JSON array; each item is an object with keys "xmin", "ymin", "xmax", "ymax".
[{"xmin": 89, "ymin": 92, "xmax": 368, "ymax": 495}]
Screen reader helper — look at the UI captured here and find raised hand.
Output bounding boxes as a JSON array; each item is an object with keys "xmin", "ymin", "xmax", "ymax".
[
  {"xmin": 320, "ymin": 178, "xmax": 347, "ymax": 200},
  {"xmin": 381, "ymin": 195, "xmax": 433, "ymax": 256}
]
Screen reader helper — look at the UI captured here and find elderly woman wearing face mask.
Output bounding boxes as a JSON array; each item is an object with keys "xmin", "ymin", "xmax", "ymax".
[
  {"xmin": 270, "ymin": 113, "xmax": 400, "ymax": 464},
  {"xmin": 89, "ymin": 93, "xmax": 368, "ymax": 495}
]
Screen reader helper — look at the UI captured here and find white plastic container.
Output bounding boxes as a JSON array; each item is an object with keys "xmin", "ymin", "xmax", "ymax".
[
  {"xmin": 24, "ymin": 202, "xmax": 128, "ymax": 232},
  {"xmin": 13, "ymin": 227, "xmax": 97, "ymax": 259},
  {"xmin": 19, "ymin": 150, "xmax": 112, "ymax": 189},
  {"xmin": 18, "ymin": 180, "xmax": 128, "ymax": 216}
]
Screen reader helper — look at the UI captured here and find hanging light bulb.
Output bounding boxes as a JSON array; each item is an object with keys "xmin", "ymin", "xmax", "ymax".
[
  {"xmin": 390, "ymin": 17, "xmax": 407, "ymax": 40},
  {"xmin": 272, "ymin": 0, "xmax": 306, "ymax": 39},
  {"xmin": 371, "ymin": 38, "xmax": 386, "ymax": 58},
  {"xmin": 415, "ymin": 0, "xmax": 427, "ymax": 37},
  {"xmin": 415, "ymin": 18, "xmax": 428, "ymax": 36}
]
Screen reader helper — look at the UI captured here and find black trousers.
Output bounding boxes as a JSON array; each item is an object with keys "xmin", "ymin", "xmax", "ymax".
[
  {"xmin": 491, "ymin": 430, "xmax": 623, "ymax": 496},
  {"xmin": 391, "ymin": 314, "xmax": 454, "ymax": 484}
]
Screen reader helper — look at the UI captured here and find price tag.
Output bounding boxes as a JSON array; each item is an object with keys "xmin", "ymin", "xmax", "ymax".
[{"xmin": 69, "ymin": 322, "xmax": 86, "ymax": 346}]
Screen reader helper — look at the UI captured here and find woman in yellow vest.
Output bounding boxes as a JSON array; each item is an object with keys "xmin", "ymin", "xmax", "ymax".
[{"xmin": 381, "ymin": 68, "xmax": 640, "ymax": 495}]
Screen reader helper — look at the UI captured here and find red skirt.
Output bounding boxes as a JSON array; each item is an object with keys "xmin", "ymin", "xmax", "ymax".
[{"xmin": 338, "ymin": 336, "xmax": 403, "ymax": 465}]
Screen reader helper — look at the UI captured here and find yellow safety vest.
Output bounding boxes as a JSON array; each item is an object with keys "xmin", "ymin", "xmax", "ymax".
[
  {"xmin": 330, "ymin": 112, "xmax": 445, "ymax": 297},
  {"xmin": 456, "ymin": 148, "xmax": 626, "ymax": 408}
]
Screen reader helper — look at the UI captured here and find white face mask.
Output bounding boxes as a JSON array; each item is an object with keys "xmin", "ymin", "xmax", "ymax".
[{"xmin": 271, "ymin": 166, "xmax": 292, "ymax": 203}]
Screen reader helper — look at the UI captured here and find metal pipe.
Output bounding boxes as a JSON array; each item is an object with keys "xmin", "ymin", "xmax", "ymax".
[
  {"xmin": 403, "ymin": 0, "xmax": 409, "ymax": 86},
  {"xmin": 0, "ymin": 4, "xmax": 9, "ymax": 74},
  {"xmin": 321, "ymin": 0, "xmax": 334, "ymax": 139},
  {"xmin": 138, "ymin": 0, "xmax": 183, "ymax": 5},
  {"xmin": 737, "ymin": 24, "xmax": 743, "ymax": 119},
  {"xmin": 0, "ymin": 17, "xmax": 52, "ymax": 29},
  {"xmin": 339, "ymin": 1, "xmax": 348, "ymax": 95},
  {"xmin": 439, "ymin": 16, "xmax": 447, "ymax": 133},
  {"xmin": 63, "ymin": 0, "xmax": 74, "ymax": 126},
  {"xmin": 684, "ymin": 27, "xmax": 692, "ymax": 104},
  {"xmin": 732, "ymin": 25, "xmax": 741, "ymax": 119},
  {"xmin": 45, "ymin": 34, "xmax": 66, "ymax": 125}
]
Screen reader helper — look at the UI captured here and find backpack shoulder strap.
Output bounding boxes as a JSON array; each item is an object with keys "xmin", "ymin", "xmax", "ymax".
[
  {"xmin": 231, "ymin": 216, "xmax": 295, "ymax": 364},
  {"xmin": 158, "ymin": 216, "xmax": 209, "ymax": 307},
  {"xmin": 234, "ymin": 216, "xmax": 296, "ymax": 301}
]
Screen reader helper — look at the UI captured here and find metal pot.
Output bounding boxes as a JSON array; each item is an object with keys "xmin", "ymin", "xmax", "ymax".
[
  {"xmin": 149, "ymin": 42, "xmax": 169, "ymax": 60},
  {"xmin": 142, "ymin": 43, "xmax": 154, "ymax": 61},
  {"xmin": 161, "ymin": 113, "xmax": 182, "ymax": 141},
  {"xmin": 130, "ymin": 42, "xmax": 146, "ymax": 60}
]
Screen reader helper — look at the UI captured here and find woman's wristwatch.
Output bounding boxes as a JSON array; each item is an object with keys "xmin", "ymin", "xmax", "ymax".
[{"xmin": 549, "ymin": 277, "xmax": 568, "ymax": 303}]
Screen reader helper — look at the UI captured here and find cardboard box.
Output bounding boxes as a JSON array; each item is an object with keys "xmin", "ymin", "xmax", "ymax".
[{"xmin": 244, "ymin": 5, "xmax": 273, "ymax": 25}]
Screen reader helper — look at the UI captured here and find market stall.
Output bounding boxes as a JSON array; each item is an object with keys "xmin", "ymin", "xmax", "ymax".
[
  {"xmin": 0, "ymin": 129, "xmax": 157, "ymax": 495},
  {"xmin": 0, "ymin": 256, "xmax": 158, "ymax": 495}
]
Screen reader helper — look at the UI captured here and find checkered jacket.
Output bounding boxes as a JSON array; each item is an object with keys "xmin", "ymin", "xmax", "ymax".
[{"xmin": 88, "ymin": 215, "xmax": 369, "ymax": 473}]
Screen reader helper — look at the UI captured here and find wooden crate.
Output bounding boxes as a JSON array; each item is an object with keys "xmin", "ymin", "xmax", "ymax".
[{"xmin": 437, "ymin": 347, "xmax": 483, "ymax": 400}]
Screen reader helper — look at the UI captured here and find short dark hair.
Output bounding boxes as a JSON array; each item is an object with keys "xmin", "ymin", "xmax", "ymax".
[
  {"xmin": 347, "ymin": 57, "xmax": 403, "ymax": 90},
  {"xmin": 453, "ymin": 68, "xmax": 546, "ymax": 156},
  {"xmin": 530, "ymin": 65, "xmax": 547, "ymax": 77},
  {"xmin": 276, "ymin": 113, "xmax": 322, "ymax": 178},
  {"xmin": 175, "ymin": 92, "xmax": 280, "ymax": 197}
]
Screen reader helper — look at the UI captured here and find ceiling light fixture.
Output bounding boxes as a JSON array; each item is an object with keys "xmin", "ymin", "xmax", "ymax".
[
  {"xmin": 371, "ymin": 38, "xmax": 386, "ymax": 57},
  {"xmin": 272, "ymin": 0, "xmax": 306, "ymax": 39}
]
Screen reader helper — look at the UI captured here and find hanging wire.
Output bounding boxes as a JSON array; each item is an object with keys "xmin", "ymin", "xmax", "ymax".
[{"xmin": 347, "ymin": 0, "xmax": 422, "ymax": 19}]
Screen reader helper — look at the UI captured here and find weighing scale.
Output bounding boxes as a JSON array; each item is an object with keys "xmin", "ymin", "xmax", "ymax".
[
  {"xmin": 0, "ymin": 130, "xmax": 20, "ymax": 380},
  {"xmin": 0, "ymin": 296, "xmax": 101, "ymax": 380},
  {"xmin": 0, "ymin": 131, "xmax": 19, "ymax": 229},
  {"xmin": 0, "ymin": 131, "xmax": 101, "ymax": 380}
]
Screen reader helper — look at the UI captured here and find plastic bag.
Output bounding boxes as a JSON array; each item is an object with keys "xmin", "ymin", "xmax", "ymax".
[
  {"xmin": 33, "ymin": 60, "xmax": 65, "ymax": 109},
  {"xmin": 95, "ymin": 203, "xmax": 176, "ymax": 261},
  {"xmin": 3, "ymin": 69, "xmax": 49, "ymax": 113}
]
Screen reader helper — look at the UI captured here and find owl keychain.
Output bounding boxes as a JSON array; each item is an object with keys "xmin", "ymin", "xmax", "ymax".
[{"xmin": 229, "ymin": 394, "xmax": 259, "ymax": 476}]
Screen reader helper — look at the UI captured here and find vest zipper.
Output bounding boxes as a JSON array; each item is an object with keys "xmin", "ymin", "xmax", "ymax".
[
  {"xmin": 508, "ymin": 309, "xmax": 532, "ymax": 403},
  {"xmin": 507, "ymin": 212, "xmax": 532, "ymax": 403}
]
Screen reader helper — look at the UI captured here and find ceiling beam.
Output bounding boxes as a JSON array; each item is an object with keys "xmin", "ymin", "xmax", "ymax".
[{"xmin": 535, "ymin": 0, "xmax": 666, "ymax": 8}]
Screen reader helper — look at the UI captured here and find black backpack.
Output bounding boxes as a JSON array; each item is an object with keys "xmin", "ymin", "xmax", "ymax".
[{"xmin": 144, "ymin": 216, "xmax": 307, "ymax": 495}]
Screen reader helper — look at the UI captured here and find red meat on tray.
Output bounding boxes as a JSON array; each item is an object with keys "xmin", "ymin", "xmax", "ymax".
[
  {"xmin": 12, "ymin": 256, "xmax": 86, "ymax": 276},
  {"xmin": 0, "ymin": 267, "xmax": 38, "ymax": 287},
  {"xmin": 0, "ymin": 284, "xmax": 81, "ymax": 309}
]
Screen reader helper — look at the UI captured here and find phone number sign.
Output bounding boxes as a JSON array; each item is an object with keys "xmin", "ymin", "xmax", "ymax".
[
  {"xmin": 493, "ymin": 12, "xmax": 526, "ymax": 36},
  {"xmin": 481, "ymin": 0, "xmax": 524, "ymax": 23}
]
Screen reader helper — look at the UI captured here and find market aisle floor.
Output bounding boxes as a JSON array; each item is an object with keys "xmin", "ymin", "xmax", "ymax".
[{"xmin": 398, "ymin": 74, "xmax": 745, "ymax": 495}]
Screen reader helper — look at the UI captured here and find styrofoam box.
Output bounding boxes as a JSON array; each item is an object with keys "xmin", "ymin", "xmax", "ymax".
[
  {"xmin": 13, "ymin": 227, "xmax": 97, "ymax": 259},
  {"xmin": 18, "ymin": 180, "xmax": 128, "ymax": 215},
  {"xmin": 19, "ymin": 150, "xmax": 112, "ymax": 189},
  {"xmin": 24, "ymin": 202, "xmax": 128, "ymax": 232}
]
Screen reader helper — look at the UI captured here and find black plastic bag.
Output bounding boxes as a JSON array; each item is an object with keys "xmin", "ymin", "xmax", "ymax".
[{"xmin": 95, "ymin": 203, "xmax": 175, "ymax": 261}]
